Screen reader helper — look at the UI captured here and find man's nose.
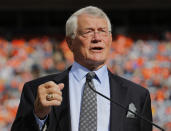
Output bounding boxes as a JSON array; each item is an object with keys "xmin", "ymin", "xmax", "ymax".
[{"xmin": 91, "ymin": 32, "xmax": 102, "ymax": 43}]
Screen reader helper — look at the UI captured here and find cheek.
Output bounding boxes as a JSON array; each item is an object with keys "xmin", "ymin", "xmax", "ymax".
[
  {"xmin": 72, "ymin": 42, "xmax": 88, "ymax": 57},
  {"xmin": 78, "ymin": 41, "xmax": 90, "ymax": 53}
]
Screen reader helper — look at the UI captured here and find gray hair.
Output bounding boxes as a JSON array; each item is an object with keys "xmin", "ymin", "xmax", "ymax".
[{"xmin": 66, "ymin": 6, "xmax": 112, "ymax": 39}]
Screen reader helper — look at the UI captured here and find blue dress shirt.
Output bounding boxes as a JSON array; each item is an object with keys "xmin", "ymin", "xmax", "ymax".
[{"xmin": 69, "ymin": 62, "xmax": 110, "ymax": 131}]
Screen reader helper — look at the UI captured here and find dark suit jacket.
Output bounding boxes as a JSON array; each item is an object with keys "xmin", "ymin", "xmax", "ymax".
[{"xmin": 11, "ymin": 67, "xmax": 152, "ymax": 131}]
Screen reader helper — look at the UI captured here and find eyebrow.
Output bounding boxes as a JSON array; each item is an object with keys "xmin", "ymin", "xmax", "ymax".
[{"xmin": 82, "ymin": 27, "xmax": 107, "ymax": 31}]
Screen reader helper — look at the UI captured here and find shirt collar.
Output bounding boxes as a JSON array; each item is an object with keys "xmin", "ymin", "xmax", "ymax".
[
  {"xmin": 94, "ymin": 65, "xmax": 108, "ymax": 84},
  {"xmin": 71, "ymin": 62, "xmax": 90, "ymax": 82},
  {"xmin": 71, "ymin": 62, "xmax": 108, "ymax": 83}
]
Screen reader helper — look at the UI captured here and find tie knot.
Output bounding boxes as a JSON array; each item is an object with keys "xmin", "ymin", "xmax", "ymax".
[{"xmin": 86, "ymin": 72, "xmax": 96, "ymax": 81}]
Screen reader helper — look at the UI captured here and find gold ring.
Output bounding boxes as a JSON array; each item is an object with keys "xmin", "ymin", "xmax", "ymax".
[{"xmin": 46, "ymin": 94, "xmax": 53, "ymax": 101}]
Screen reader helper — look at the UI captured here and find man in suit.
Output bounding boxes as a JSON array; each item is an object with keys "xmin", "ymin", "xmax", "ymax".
[{"xmin": 11, "ymin": 6, "xmax": 152, "ymax": 131}]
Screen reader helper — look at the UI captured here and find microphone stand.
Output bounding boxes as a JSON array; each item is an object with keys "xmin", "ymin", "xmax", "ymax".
[{"xmin": 88, "ymin": 84, "xmax": 165, "ymax": 131}]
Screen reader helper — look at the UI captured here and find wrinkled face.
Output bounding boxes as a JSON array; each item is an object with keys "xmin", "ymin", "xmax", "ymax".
[{"xmin": 67, "ymin": 14, "xmax": 112, "ymax": 70}]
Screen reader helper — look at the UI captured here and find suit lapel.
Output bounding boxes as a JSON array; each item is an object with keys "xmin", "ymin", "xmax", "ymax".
[
  {"xmin": 53, "ymin": 68, "xmax": 71, "ymax": 131},
  {"xmin": 109, "ymin": 71, "xmax": 128, "ymax": 131}
]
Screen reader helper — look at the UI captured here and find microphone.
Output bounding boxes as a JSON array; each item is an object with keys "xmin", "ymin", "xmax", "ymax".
[{"xmin": 88, "ymin": 82, "xmax": 165, "ymax": 131}]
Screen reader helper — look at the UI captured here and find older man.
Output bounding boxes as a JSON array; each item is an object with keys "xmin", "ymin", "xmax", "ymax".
[{"xmin": 11, "ymin": 6, "xmax": 152, "ymax": 131}]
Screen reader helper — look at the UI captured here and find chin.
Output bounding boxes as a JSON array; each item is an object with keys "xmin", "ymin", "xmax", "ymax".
[{"xmin": 87, "ymin": 59, "xmax": 105, "ymax": 66}]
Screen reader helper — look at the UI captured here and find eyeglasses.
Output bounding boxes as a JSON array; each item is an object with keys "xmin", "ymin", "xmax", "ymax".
[{"xmin": 78, "ymin": 29, "xmax": 111, "ymax": 38}]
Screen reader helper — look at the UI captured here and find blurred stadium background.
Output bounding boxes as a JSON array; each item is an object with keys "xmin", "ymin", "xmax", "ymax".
[{"xmin": 0, "ymin": 0, "xmax": 171, "ymax": 131}]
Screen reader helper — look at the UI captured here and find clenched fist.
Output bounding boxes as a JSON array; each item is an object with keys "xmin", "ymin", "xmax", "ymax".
[{"xmin": 34, "ymin": 81, "xmax": 64, "ymax": 119}]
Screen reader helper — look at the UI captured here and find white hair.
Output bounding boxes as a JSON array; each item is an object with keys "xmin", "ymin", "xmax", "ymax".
[{"xmin": 66, "ymin": 6, "xmax": 112, "ymax": 39}]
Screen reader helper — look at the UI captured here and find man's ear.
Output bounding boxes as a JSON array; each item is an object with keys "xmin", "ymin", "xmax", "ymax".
[
  {"xmin": 109, "ymin": 33, "xmax": 113, "ymax": 45},
  {"xmin": 66, "ymin": 37, "xmax": 73, "ymax": 51}
]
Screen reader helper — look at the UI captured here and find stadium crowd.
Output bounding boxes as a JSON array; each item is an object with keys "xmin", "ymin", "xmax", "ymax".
[{"xmin": 0, "ymin": 33, "xmax": 171, "ymax": 131}]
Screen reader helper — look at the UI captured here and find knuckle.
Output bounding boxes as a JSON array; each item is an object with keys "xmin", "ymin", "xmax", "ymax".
[
  {"xmin": 57, "ymin": 101, "xmax": 61, "ymax": 105},
  {"xmin": 58, "ymin": 83, "xmax": 64, "ymax": 88},
  {"xmin": 38, "ymin": 84, "xmax": 46, "ymax": 93},
  {"xmin": 59, "ymin": 92, "xmax": 62, "ymax": 96},
  {"xmin": 38, "ymin": 84, "xmax": 44, "ymax": 90},
  {"xmin": 54, "ymin": 87, "xmax": 59, "ymax": 92},
  {"xmin": 56, "ymin": 95, "xmax": 62, "ymax": 101},
  {"xmin": 54, "ymin": 87, "xmax": 62, "ymax": 95},
  {"xmin": 57, "ymin": 90, "xmax": 62, "ymax": 95},
  {"xmin": 48, "ymin": 81, "xmax": 55, "ymax": 85},
  {"xmin": 43, "ymin": 81, "xmax": 54, "ymax": 88},
  {"xmin": 59, "ymin": 96, "xmax": 63, "ymax": 101}
]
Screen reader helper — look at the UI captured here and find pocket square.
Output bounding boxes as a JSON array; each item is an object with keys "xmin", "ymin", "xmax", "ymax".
[{"xmin": 126, "ymin": 103, "xmax": 137, "ymax": 118}]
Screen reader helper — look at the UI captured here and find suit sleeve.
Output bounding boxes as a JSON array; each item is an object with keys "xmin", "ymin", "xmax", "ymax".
[
  {"xmin": 11, "ymin": 82, "xmax": 40, "ymax": 131},
  {"xmin": 140, "ymin": 90, "xmax": 153, "ymax": 131}
]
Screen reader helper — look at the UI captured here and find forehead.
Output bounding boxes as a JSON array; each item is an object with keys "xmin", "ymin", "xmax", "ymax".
[{"xmin": 77, "ymin": 14, "xmax": 108, "ymax": 30}]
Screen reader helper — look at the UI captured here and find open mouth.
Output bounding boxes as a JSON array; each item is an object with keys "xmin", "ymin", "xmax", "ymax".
[{"xmin": 91, "ymin": 47, "xmax": 103, "ymax": 51}]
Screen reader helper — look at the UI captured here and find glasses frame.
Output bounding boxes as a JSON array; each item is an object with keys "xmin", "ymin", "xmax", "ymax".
[{"xmin": 77, "ymin": 28, "xmax": 111, "ymax": 38}]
